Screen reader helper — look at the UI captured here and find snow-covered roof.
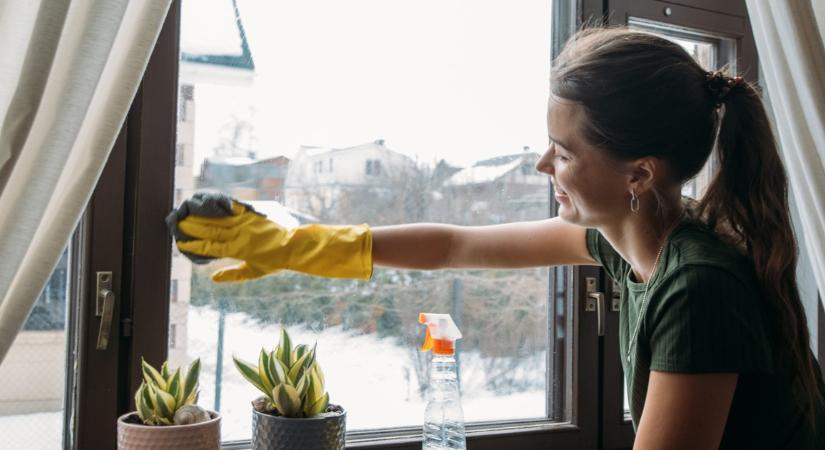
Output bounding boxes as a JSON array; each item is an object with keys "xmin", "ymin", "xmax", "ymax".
[
  {"xmin": 298, "ymin": 145, "xmax": 333, "ymax": 157},
  {"xmin": 180, "ymin": 0, "xmax": 255, "ymax": 70},
  {"xmin": 206, "ymin": 156, "xmax": 257, "ymax": 166},
  {"xmin": 246, "ymin": 201, "xmax": 300, "ymax": 229},
  {"xmin": 443, "ymin": 158, "xmax": 523, "ymax": 186}
]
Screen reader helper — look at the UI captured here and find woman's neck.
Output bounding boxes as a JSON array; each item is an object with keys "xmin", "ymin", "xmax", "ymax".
[{"xmin": 599, "ymin": 199, "xmax": 684, "ymax": 284}]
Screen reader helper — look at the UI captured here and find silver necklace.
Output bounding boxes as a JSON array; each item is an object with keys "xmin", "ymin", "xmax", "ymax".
[{"xmin": 625, "ymin": 214, "xmax": 683, "ymax": 363}]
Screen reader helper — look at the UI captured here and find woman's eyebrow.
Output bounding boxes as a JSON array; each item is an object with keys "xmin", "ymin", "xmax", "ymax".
[{"xmin": 548, "ymin": 133, "xmax": 573, "ymax": 151}]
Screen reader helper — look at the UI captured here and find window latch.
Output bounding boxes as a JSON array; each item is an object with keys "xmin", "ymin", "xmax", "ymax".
[
  {"xmin": 585, "ymin": 277, "xmax": 605, "ymax": 337},
  {"xmin": 95, "ymin": 271, "xmax": 116, "ymax": 350}
]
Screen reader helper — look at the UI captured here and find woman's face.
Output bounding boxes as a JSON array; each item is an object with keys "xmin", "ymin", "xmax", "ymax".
[{"xmin": 536, "ymin": 98, "xmax": 631, "ymax": 227}]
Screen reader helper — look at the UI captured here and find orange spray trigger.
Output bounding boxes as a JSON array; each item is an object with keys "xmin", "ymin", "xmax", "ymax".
[
  {"xmin": 418, "ymin": 312, "xmax": 462, "ymax": 356},
  {"xmin": 421, "ymin": 329, "xmax": 435, "ymax": 352}
]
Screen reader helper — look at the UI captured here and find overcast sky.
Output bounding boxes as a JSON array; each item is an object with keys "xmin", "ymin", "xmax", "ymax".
[{"xmin": 182, "ymin": 0, "xmax": 552, "ymax": 173}]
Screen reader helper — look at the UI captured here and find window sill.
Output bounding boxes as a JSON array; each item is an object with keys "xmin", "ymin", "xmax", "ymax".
[{"xmin": 219, "ymin": 420, "xmax": 579, "ymax": 450}]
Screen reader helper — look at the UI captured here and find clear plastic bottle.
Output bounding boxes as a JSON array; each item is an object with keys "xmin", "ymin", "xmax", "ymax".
[
  {"xmin": 422, "ymin": 354, "xmax": 466, "ymax": 450},
  {"xmin": 419, "ymin": 312, "xmax": 466, "ymax": 450}
]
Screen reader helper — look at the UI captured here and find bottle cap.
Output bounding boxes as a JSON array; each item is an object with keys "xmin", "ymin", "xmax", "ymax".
[{"xmin": 419, "ymin": 312, "xmax": 462, "ymax": 355}]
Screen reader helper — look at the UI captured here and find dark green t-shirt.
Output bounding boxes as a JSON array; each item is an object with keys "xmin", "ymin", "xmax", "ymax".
[{"xmin": 586, "ymin": 215, "xmax": 825, "ymax": 449}]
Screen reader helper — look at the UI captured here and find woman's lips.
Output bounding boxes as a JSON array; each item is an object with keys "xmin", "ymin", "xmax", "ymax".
[{"xmin": 552, "ymin": 180, "xmax": 568, "ymax": 201}]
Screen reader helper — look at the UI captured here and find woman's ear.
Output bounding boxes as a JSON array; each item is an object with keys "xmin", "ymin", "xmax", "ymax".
[{"xmin": 627, "ymin": 156, "xmax": 659, "ymax": 194}]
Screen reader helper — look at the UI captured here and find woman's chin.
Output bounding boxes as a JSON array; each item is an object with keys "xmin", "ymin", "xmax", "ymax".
[{"xmin": 557, "ymin": 205, "xmax": 579, "ymax": 223}]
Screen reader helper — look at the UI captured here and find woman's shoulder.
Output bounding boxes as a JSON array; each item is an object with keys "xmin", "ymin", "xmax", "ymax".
[{"xmin": 662, "ymin": 217, "xmax": 758, "ymax": 291}]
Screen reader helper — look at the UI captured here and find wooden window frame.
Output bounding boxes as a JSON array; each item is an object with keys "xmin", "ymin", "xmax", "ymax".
[{"xmin": 73, "ymin": 1, "xmax": 772, "ymax": 449}]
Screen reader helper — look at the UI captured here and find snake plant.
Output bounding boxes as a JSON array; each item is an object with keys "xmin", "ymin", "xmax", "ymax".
[
  {"xmin": 134, "ymin": 358, "xmax": 203, "ymax": 426},
  {"xmin": 233, "ymin": 328, "xmax": 329, "ymax": 418}
]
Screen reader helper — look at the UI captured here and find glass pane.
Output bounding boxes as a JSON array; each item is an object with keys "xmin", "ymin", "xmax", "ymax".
[
  {"xmin": 629, "ymin": 19, "xmax": 736, "ymax": 202},
  {"xmin": 173, "ymin": 0, "xmax": 555, "ymax": 441},
  {"xmin": 0, "ymin": 248, "xmax": 70, "ymax": 449}
]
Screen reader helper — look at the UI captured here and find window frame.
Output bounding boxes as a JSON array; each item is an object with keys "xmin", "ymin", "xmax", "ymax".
[{"xmin": 76, "ymin": 1, "xmax": 609, "ymax": 449}]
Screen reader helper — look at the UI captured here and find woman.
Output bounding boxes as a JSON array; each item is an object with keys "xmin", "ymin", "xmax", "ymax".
[{"xmin": 174, "ymin": 27, "xmax": 825, "ymax": 449}]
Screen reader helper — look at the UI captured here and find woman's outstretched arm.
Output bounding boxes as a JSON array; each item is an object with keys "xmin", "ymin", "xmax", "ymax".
[{"xmin": 371, "ymin": 217, "xmax": 596, "ymax": 270}]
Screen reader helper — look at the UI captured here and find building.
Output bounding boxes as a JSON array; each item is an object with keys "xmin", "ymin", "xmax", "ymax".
[
  {"xmin": 284, "ymin": 140, "xmax": 418, "ymax": 221},
  {"xmin": 199, "ymin": 155, "xmax": 290, "ymax": 202},
  {"xmin": 440, "ymin": 149, "xmax": 549, "ymax": 224},
  {"xmin": 170, "ymin": 0, "xmax": 256, "ymax": 368}
]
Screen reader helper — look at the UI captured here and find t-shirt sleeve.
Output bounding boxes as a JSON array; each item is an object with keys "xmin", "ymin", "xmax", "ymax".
[
  {"xmin": 585, "ymin": 228, "xmax": 629, "ymax": 282},
  {"xmin": 646, "ymin": 265, "xmax": 774, "ymax": 374}
]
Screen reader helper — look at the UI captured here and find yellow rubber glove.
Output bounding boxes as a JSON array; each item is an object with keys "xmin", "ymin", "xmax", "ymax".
[{"xmin": 175, "ymin": 202, "xmax": 373, "ymax": 282}]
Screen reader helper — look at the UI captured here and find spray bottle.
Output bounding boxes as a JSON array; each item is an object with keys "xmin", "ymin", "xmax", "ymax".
[{"xmin": 419, "ymin": 312, "xmax": 466, "ymax": 450}]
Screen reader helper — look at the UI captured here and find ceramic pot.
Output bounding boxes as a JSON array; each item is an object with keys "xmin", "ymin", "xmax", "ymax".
[
  {"xmin": 251, "ymin": 404, "xmax": 346, "ymax": 450},
  {"xmin": 116, "ymin": 410, "xmax": 221, "ymax": 450}
]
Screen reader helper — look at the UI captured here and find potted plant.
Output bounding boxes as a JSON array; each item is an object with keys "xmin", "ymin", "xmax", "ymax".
[
  {"xmin": 234, "ymin": 328, "xmax": 346, "ymax": 450},
  {"xmin": 117, "ymin": 358, "xmax": 221, "ymax": 449}
]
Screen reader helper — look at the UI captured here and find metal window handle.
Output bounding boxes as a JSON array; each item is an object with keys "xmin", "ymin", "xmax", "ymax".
[
  {"xmin": 585, "ymin": 277, "xmax": 606, "ymax": 337},
  {"xmin": 96, "ymin": 272, "xmax": 115, "ymax": 350}
]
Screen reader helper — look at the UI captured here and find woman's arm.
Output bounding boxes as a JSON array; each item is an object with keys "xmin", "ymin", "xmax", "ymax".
[
  {"xmin": 634, "ymin": 371, "xmax": 737, "ymax": 450},
  {"xmin": 371, "ymin": 217, "xmax": 596, "ymax": 270}
]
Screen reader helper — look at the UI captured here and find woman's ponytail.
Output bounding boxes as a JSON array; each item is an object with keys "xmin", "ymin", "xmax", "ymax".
[{"xmin": 697, "ymin": 78, "xmax": 823, "ymax": 427}]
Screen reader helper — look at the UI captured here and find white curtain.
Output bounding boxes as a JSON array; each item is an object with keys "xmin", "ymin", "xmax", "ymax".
[
  {"xmin": 746, "ymin": 0, "xmax": 825, "ymax": 311},
  {"xmin": 0, "ymin": 0, "xmax": 172, "ymax": 363}
]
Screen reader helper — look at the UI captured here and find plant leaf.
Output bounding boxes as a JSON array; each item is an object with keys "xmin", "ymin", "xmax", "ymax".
[
  {"xmin": 182, "ymin": 358, "xmax": 200, "ymax": 404},
  {"xmin": 304, "ymin": 392, "xmax": 329, "ymax": 417},
  {"xmin": 258, "ymin": 349, "xmax": 274, "ymax": 395},
  {"xmin": 288, "ymin": 351, "xmax": 312, "ymax": 382},
  {"xmin": 305, "ymin": 369, "xmax": 324, "ymax": 404},
  {"xmin": 268, "ymin": 351, "xmax": 285, "ymax": 386},
  {"xmin": 185, "ymin": 389, "xmax": 200, "ymax": 405},
  {"xmin": 135, "ymin": 383, "xmax": 153, "ymax": 422},
  {"xmin": 313, "ymin": 362, "xmax": 326, "ymax": 390},
  {"xmin": 145, "ymin": 383, "xmax": 158, "ymax": 410},
  {"xmin": 142, "ymin": 358, "xmax": 167, "ymax": 390},
  {"xmin": 156, "ymin": 417, "xmax": 173, "ymax": 426},
  {"xmin": 261, "ymin": 349, "xmax": 275, "ymax": 385},
  {"xmin": 276, "ymin": 328, "xmax": 292, "ymax": 367},
  {"xmin": 168, "ymin": 368, "xmax": 181, "ymax": 403},
  {"xmin": 156, "ymin": 389, "xmax": 176, "ymax": 421},
  {"xmin": 272, "ymin": 383, "xmax": 302, "ymax": 417},
  {"xmin": 295, "ymin": 372, "xmax": 310, "ymax": 402},
  {"xmin": 291, "ymin": 344, "xmax": 308, "ymax": 366},
  {"xmin": 233, "ymin": 356, "xmax": 267, "ymax": 395},
  {"xmin": 160, "ymin": 361, "xmax": 170, "ymax": 381}
]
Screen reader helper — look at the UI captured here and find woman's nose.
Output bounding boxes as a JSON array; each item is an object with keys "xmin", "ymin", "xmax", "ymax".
[{"xmin": 535, "ymin": 149, "xmax": 554, "ymax": 175}]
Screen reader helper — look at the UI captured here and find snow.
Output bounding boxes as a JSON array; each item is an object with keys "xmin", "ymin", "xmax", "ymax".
[
  {"xmin": 187, "ymin": 306, "xmax": 546, "ymax": 441},
  {"xmin": 180, "ymin": 0, "xmax": 244, "ymax": 57},
  {"xmin": 443, "ymin": 159, "xmax": 523, "ymax": 187},
  {"xmin": 245, "ymin": 201, "xmax": 300, "ymax": 228},
  {"xmin": 0, "ymin": 411, "xmax": 62, "ymax": 450}
]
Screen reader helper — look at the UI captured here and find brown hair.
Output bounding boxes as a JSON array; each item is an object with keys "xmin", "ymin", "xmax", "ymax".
[{"xmin": 552, "ymin": 26, "xmax": 822, "ymax": 426}]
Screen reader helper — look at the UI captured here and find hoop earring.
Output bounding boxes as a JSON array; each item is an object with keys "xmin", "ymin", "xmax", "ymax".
[{"xmin": 630, "ymin": 189, "xmax": 640, "ymax": 213}]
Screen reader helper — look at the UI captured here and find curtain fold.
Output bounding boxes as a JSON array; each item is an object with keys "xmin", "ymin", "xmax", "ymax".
[
  {"xmin": 746, "ymin": 0, "xmax": 825, "ymax": 310},
  {"xmin": 0, "ymin": 0, "xmax": 172, "ymax": 364}
]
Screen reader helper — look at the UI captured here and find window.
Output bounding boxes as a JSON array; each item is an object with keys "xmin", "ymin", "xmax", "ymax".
[
  {"xmin": 365, "ymin": 159, "xmax": 382, "ymax": 176},
  {"xmin": 169, "ymin": 324, "xmax": 177, "ymax": 349},
  {"xmin": 170, "ymin": 279, "xmax": 178, "ymax": 303},
  {"xmin": 70, "ymin": 1, "xmax": 763, "ymax": 449},
  {"xmin": 171, "ymin": 0, "xmax": 569, "ymax": 444},
  {"xmin": 176, "ymin": 143, "xmax": 185, "ymax": 167},
  {"xmin": 0, "ymin": 248, "xmax": 72, "ymax": 450}
]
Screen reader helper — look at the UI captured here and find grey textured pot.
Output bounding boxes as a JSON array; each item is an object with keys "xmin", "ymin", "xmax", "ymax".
[
  {"xmin": 117, "ymin": 411, "xmax": 221, "ymax": 450},
  {"xmin": 251, "ymin": 404, "xmax": 346, "ymax": 450}
]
